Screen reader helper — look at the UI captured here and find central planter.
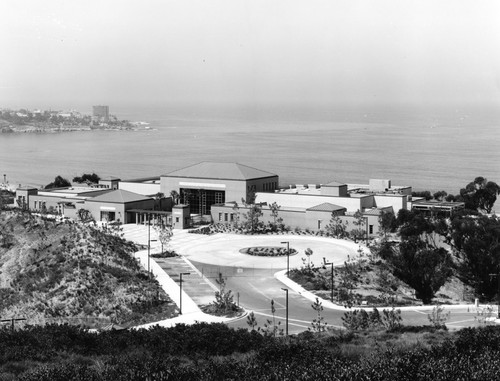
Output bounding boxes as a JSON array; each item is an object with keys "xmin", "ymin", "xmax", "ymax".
[{"xmin": 239, "ymin": 246, "xmax": 298, "ymax": 257}]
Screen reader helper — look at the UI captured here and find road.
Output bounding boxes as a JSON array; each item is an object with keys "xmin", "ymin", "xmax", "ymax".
[
  {"xmin": 122, "ymin": 225, "xmax": 490, "ymax": 332},
  {"xmin": 191, "ymin": 261, "xmax": 483, "ymax": 333}
]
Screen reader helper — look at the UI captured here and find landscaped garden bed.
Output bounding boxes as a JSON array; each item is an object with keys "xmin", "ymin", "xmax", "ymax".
[
  {"xmin": 150, "ymin": 250, "xmax": 179, "ymax": 258},
  {"xmin": 288, "ymin": 254, "xmax": 472, "ymax": 308},
  {"xmin": 239, "ymin": 246, "xmax": 298, "ymax": 257}
]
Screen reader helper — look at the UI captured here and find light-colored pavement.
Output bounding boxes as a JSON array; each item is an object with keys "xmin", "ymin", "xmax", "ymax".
[
  {"xmin": 122, "ymin": 224, "xmax": 497, "ymax": 331},
  {"xmin": 170, "ymin": 232, "xmax": 364, "ymax": 268}
]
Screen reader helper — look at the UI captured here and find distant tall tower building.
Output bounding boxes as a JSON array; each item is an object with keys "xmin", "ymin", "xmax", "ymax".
[{"xmin": 92, "ymin": 105, "xmax": 109, "ymax": 122}]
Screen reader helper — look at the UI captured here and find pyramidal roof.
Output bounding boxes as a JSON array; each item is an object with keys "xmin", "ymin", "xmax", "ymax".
[
  {"xmin": 162, "ymin": 162, "xmax": 277, "ymax": 181},
  {"xmin": 324, "ymin": 180, "xmax": 346, "ymax": 187},
  {"xmin": 88, "ymin": 189, "xmax": 152, "ymax": 204},
  {"xmin": 306, "ymin": 203, "xmax": 346, "ymax": 212}
]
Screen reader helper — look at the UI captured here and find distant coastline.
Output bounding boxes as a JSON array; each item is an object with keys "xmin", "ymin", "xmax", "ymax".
[
  {"xmin": 1, "ymin": 124, "xmax": 138, "ymax": 133},
  {"xmin": 0, "ymin": 107, "xmax": 148, "ymax": 133}
]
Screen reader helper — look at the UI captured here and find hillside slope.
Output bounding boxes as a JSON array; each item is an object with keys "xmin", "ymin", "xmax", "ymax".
[{"xmin": 0, "ymin": 210, "xmax": 175, "ymax": 327}]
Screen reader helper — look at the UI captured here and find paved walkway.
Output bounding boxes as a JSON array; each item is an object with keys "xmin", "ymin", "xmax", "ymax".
[
  {"xmin": 154, "ymin": 256, "xmax": 217, "ymax": 306},
  {"xmin": 122, "ymin": 224, "xmax": 234, "ymax": 329}
]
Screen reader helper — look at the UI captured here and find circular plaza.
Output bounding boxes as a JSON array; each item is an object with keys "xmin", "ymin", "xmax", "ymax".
[{"xmin": 170, "ymin": 232, "xmax": 365, "ymax": 269}]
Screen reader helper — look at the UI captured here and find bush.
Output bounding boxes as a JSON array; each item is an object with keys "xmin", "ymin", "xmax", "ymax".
[
  {"xmin": 240, "ymin": 246, "xmax": 298, "ymax": 257},
  {"xmin": 342, "ymin": 307, "xmax": 402, "ymax": 331},
  {"xmin": 342, "ymin": 308, "xmax": 382, "ymax": 331}
]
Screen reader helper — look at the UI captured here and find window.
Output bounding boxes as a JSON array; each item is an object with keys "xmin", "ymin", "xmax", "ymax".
[
  {"xmin": 224, "ymin": 213, "xmax": 228, "ymax": 222},
  {"xmin": 176, "ymin": 217, "xmax": 180, "ymax": 223},
  {"xmin": 180, "ymin": 188, "xmax": 225, "ymax": 215},
  {"xmin": 230, "ymin": 213, "xmax": 234, "ymax": 222},
  {"xmin": 369, "ymin": 225, "xmax": 374, "ymax": 234},
  {"xmin": 318, "ymin": 220, "xmax": 322, "ymax": 229},
  {"xmin": 219, "ymin": 213, "xmax": 222, "ymax": 221},
  {"xmin": 215, "ymin": 192, "xmax": 223, "ymax": 204},
  {"xmin": 34, "ymin": 201, "xmax": 37, "ymax": 209}
]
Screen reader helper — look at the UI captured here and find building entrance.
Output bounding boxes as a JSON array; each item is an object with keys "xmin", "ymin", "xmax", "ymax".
[{"xmin": 180, "ymin": 188, "xmax": 225, "ymax": 215}]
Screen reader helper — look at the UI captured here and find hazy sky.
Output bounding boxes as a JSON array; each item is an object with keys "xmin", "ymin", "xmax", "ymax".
[{"xmin": 1, "ymin": 0, "xmax": 499, "ymax": 109}]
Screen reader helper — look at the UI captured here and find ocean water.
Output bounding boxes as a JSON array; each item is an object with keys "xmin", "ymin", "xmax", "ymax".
[{"xmin": 1, "ymin": 102, "xmax": 499, "ymax": 198}]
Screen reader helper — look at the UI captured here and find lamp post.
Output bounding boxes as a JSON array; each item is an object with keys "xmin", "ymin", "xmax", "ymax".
[
  {"xmin": 147, "ymin": 213, "xmax": 158, "ymax": 278},
  {"xmin": 147, "ymin": 213, "xmax": 151, "ymax": 274},
  {"xmin": 489, "ymin": 272, "xmax": 500, "ymax": 319},
  {"xmin": 323, "ymin": 257, "xmax": 335, "ymax": 303},
  {"xmin": 147, "ymin": 238, "xmax": 157, "ymax": 278},
  {"xmin": 179, "ymin": 272, "xmax": 191, "ymax": 315},
  {"xmin": 281, "ymin": 288, "xmax": 289, "ymax": 336},
  {"xmin": 281, "ymin": 241, "xmax": 290, "ymax": 276}
]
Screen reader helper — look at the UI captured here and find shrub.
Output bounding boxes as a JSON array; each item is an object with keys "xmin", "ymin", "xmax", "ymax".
[
  {"xmin": 342, "ymin": 308, "xmax": 382, "ymax": 331},
  {"xmin": 382, "ymin": 307, "xmax": 403, "ymax": 330},
  {"xmin": 427, "ymin": 304, "xmax": 450, "ymax": 328},
  {"xmin": 241, "ymin": 246, "xmax": 298, "ymax": 257}
]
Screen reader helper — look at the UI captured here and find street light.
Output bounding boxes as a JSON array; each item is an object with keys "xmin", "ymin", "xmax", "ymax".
[
  {"xmin": 281, "ymin": 288, "xmax": 289, "ymax": 336},
  {"xmin": 489, "ymin": 272, "xmax": 500, "ymax": 319},
  {"xmin": 323, "ymin": 257, "xmax": 335, "ymax": 303},
  {"xmin": 147, "ymin": 213, "xmax": 157, "ymax": 277},
  {"xmin": 147, "ymin": 238, "xmax": 157, "ymax": 277},
  {"xmin": 179, "ymin": 272, "xmax": 191, "ymax": 315},
  {"xmin": 281, "ymin": 241, "xmax": 290, "ymax": 276}
]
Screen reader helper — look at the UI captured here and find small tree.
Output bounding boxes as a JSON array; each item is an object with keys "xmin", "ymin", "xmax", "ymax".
[
  {"xmin": 337, "ymin": 261, "xmax": 360, "ymax": 307},
  {"xmin": 77, "ymin": 208, "xmax": 94, "ymax": 223},
  {"xmin": 310, "ymin": 297, "xmax": 327, "ymax": 333},
  {"xmin": 170, "ymin": 190, "xmax": 180, "ymax": 205},
  {"xmin": 205, "ymin": 273, "xmax": 239, "ymax": 315},
  {"xmin": 242, "ymin": 204, "xmax": 263, "ymax": 233},
  {"xmin": 155, "ymin": 225, "xmax": 173, "ymax": 254},
  {"xmin": 305, "ymin": 248, "xmax": 313, "ymax": 268},
  {"xmin": 269, "ymin": 202, "xmax": 283, "ymax": 231},
  {"xmin": 428, "ymin": 304, "xmax": 450, "ymax": 328},
  {"xmin": 376, "ymin": 265, "xmax": 399, "ymax": 305},
  {"xmin": 378, "ymin": 211, "xmax": 396, "ymax": 240},
  {"xmin": 232, "ymin": 202, "xmax": 241, "ymax": 227},
  {"xmin": 246, "ymin": 311, "xmax": 258, "ymax": 331},
  {"xmin": 261, "ymin": 299, "xmax": 283, "ymax": 337},
  {"xmin": 325, "ymin": 211, "xmax": 348, "ymax": 238},
  {"xmin": 352, "ymin": 210, "xmax": 366, "ymax": 243},
  {"xmin": 154, "ymin": 192, "xmax": 165, "ymax": 211},
  {"xmin": 381, "ymin": 307, "xmax": 402, "ymax": 330}
]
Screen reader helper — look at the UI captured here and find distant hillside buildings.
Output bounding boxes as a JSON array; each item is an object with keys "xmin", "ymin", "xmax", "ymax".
[{"xmin": 92, "ymin": 105, "xmax": 109, "ymax": 123}]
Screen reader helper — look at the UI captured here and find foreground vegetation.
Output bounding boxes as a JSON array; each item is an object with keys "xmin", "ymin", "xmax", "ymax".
[
  {"xmin": 1, "ymin": 322, "xmax": 500, "ymax": 380},
  {"xmin": 0, "ymin": 210, "xmax": 176, "ymax": 327}
]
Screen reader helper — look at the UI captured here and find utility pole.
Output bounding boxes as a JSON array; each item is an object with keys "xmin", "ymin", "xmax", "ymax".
[
  {"xmin": 146, "ymin": 214, "xmax": 157, "ymax": 278},
  {"xmin": 1, "ymin": 318, "xmax": 26, "ymax": 330},
  {"xmin": 489, "ymin": 272, "xmax": 500, "ymax": 319},
  {"xmin": 147, "ymin": 213, "xmax": 151, "ymax": 275}
]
